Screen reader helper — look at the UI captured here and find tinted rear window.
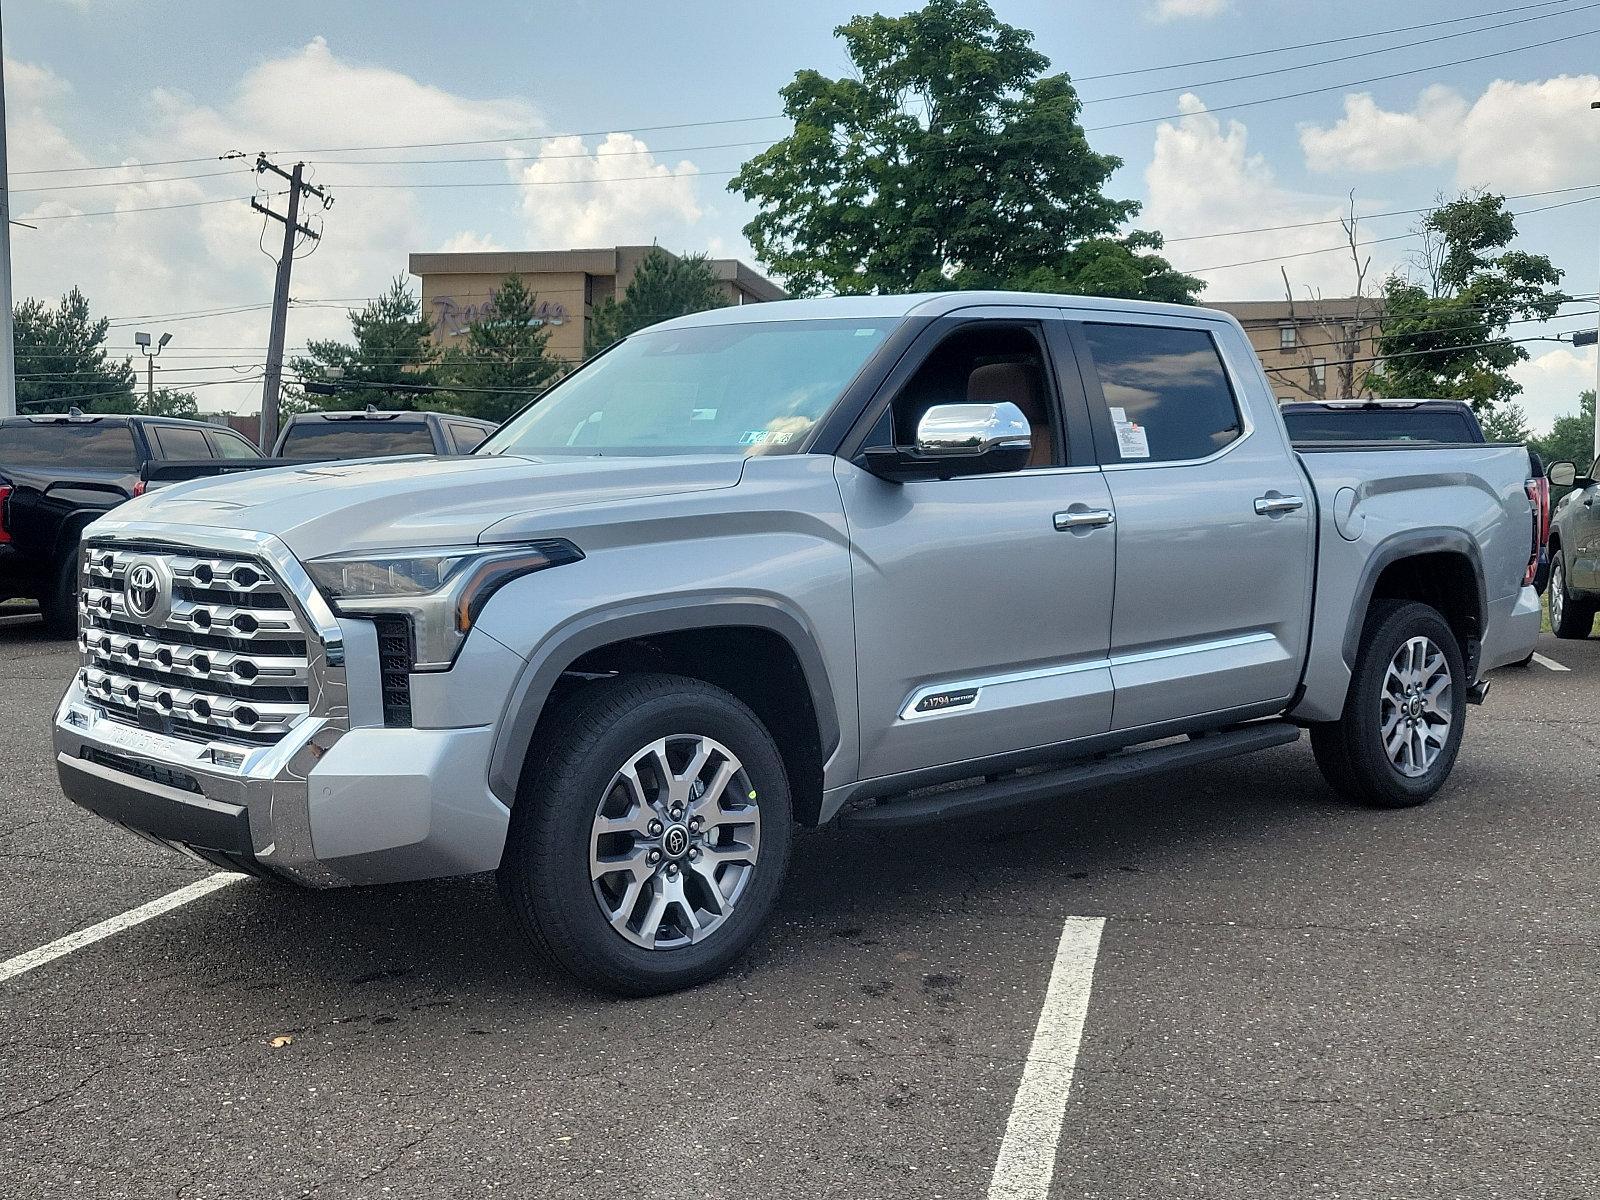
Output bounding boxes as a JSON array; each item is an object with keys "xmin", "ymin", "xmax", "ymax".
[
  {"xmin": 0, "ymin": 421, "xmax": 138, "ymax": 471},
  {"xmin": 151, "ymin": 425, "xmax": 213, "ymax": 459},
  {"xmin": 1282, "ymin": 409, "xmax": 1480, "ymax": 443},
  {"xmin": 277, "ymin": 420, "xmax": 436, "ymax": 461},
  {"xmin": 1080, "ymin": 323, "xmax": 1243, "ymax": 463}
]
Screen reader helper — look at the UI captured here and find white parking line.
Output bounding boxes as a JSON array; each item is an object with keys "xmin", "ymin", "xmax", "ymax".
[
  {"xmin": 0, "ymin": 872, "xmax": 241, "ymax": 984},
  {"xmin": 1533, "ymin": 652, "xmax": 1571, "ymax": 672},
  {"xmin": 987, "ymin": 915, "xmax": 1106, "ymax": 1200}
]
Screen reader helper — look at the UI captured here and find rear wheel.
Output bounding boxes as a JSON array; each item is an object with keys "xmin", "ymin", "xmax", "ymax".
[
  {"xmin": 1549, "ymin": 550, "xmax": 1594, "ymax": 639},
  {"xmin": 498, "ymin": 673, "xmax": 793, "ymax": 996},
  {"xmin": 1310, "ymin": 600, "xmax": 1466, "ymax": 809},
  {"xmin": 38, "ymin": 549, "xmax": 80, "ymax": 638}
]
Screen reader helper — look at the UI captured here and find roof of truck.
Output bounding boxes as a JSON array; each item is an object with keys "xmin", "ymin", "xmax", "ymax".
[{"xmin": 649, "ymin": 291, "xmax": 1241, "ymax": 332}]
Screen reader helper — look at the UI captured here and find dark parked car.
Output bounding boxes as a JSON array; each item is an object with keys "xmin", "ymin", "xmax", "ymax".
[
  {"xmin": 272, "ymin": 409, "xmax": 496, "ymax": 461},
  {"xmin": 0, "ymin": 412, "xmax": 262, "ymax": 634}
]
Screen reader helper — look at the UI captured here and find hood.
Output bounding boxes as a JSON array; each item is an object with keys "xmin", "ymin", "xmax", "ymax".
[{"xmin": 117, "ymin": 453, "xmax": 746, "ymax": 558}]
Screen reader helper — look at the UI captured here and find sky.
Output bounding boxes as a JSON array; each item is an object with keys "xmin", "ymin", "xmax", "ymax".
[{"xmin": 3, "ymin": 0, "xmax": 1599, "ymax": 432}]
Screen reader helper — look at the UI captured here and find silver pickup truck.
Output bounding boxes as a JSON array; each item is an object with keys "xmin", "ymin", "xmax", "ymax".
[{"xmin": 52, "ymin": 293, "xmax": 1542, "ymax": 995}]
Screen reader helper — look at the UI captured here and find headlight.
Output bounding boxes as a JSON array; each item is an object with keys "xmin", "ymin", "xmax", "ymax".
[{"xmin": 306, "ymin": 540, "xmax": 582, "ymax": 670}]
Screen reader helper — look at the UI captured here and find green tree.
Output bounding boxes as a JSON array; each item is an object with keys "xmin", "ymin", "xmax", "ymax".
[
  {"xmin": 98, "ymin": 387, "xmax": 201, "ymax": 418},
  {"xmin": 728, "ymin": 0, "xmax": 1200, "ymax": 301},
  {"xmin": 13, "ymin": 287, "xmax": 136, "ymax": 413},
  {"xmin": 1479, "ymin": 401, "xmax": 1532, "ymax": 444},
  {"xmin": 1370, "ymin": 193, "xmax": 1564, "ymax": 412},
  {"xmin": 585, "ymin": 248, "xmax": 729, "ymax": 355},
  {"xmin": 288, "ymin": 277, "xmax": 445, "ymax": 411},
  {"xmin": 1531, "ymin": 390, "xmax": 1595, "ymax": 468},
  {"xmin": 441, "ymin": 275, "xmax": 563, "ymax": 422}
]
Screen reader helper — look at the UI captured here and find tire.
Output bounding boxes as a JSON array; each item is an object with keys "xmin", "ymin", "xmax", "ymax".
[
  {"xmin": 1549, "ymin": 550, "xmax": 1594, "ymax": 640},
  {"xmin": 1310, "ymin": 599, "xmax": 1467, "ymax": 809},
  {"xmin": 497, "ymin": 673, "xmax": 794, "ymax": 997},
  {"xmin": 38, "ymin": 549, "xmax": 80, "ymax": 639}
]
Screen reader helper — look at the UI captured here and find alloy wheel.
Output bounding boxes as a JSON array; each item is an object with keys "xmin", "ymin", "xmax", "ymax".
[
  {"xmin": 588, "ymin": 734, "xmax": 762, "ymax": 950},
  {"xmin": 1380, "ymin": 635, "xmax": 1453, "ymax": 778},
  {"xmin": 1552, "ymin": 561, "xmax": 1566, "ymax": 628}
]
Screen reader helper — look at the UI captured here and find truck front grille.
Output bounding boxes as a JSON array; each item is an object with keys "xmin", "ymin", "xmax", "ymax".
[{"xmin": 78, "ymin": 544, "xmax": 313, "ymax": 746}]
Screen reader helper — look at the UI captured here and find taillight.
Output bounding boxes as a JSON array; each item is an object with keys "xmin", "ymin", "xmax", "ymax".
[
  {"xmin": 1523, "ymin": 479, "xmax": 1542, "ymax": 586},
  {"xmin": 131, "ymin": 480, "xmax": 146, "ymax": 498},
  {"xmin": 0, "ymin": 484, "xmax": 11, "ymax": 544}
]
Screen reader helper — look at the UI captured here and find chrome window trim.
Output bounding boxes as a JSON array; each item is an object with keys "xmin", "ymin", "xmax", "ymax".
[{"xmin": 898, "ymin": 631, "xmax": 1277, "ymax": 721}]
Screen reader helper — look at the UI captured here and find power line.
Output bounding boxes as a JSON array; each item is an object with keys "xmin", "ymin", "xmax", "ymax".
[
  {"xmin": 1076, "ymin": 0, "xmax": 1582, "ymax": 81},
  {"xmin": 1262, "ymin": 330, "xmax": 1582, "ymax": 374},
  {"xmin": 14, "ymin": 196, "xmax": 256, "ymax": 222},
  {"xmin": 1084, "ymin": 26, "xmax": 1600, "ymax": 134},
  {"xmin": 5, "ymin": 168, "xmax": 251, "ymax": 195},
  {"xmin": 1085, "ymin": 2, "xmax": 1600, "ymax": 105}
]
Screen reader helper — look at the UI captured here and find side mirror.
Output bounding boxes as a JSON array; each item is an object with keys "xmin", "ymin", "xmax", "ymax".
[
  {"xmin": 858, "ymin": 402, "xmax": 1033, "ymax": 483},
  {"xmin": 1549, "ymin": 460, "xmax": 1579, "ymax": 488}
]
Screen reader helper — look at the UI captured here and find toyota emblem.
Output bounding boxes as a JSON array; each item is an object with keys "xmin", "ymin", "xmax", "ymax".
[{"xmin": 122, "ymin": 559, "xmax": 169, "ymax": 620}]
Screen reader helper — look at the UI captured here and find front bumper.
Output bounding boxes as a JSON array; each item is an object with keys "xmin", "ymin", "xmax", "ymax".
[{"xmin": 54, "ymin": 682, "xmax": 510, "ymax": 886}]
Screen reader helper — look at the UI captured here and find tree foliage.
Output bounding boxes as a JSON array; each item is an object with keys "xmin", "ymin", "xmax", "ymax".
[
  {"xmin": 288, "ymin": 277, "xmax": 443, "ymax": 411},
  {"xmin": 728, "ymin": 0, "xmax": 1200, "ymax": 301},
  {"xmin": 585, "ymin": 248, "xmax": 728, "ymax": 355},
  {"xmin": 97, "ymin": 387, "xmax": 202, "ymax": 418},
  {"xmin": 13, "ymin": 287, "xmax": 136, "ymax": 413},
  {"xmin": 1370, "ymin": 193, "xmax": 1564, "ymax": 414},
  {"xmin": 441, "ymin": 274, "xmax": 563, "ymax": 422},
  {"xmin": 1531, "ymin": 390, "xmax": 1595, "ymax": 468}
]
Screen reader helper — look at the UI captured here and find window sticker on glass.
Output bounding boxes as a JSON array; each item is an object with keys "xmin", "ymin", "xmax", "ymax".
[
  {"xmin": 1108, "ymin": 406, "xmax": 1150, "ymax": 459},
  {"xmin": 739, "ymin": 429, "xmax": 797, "ymax": 447},
  {"xmin": 692, "ymin": 409, "xmax": 718, "ymax": 421}
]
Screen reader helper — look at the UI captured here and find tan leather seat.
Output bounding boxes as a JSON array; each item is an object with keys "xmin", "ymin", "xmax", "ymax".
[{"xmin": 967, "ymin": 361, "xmax": 1053, "ymax": 468}]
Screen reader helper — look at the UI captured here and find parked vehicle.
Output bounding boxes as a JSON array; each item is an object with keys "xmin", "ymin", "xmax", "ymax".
[
  {"xmin": 1282, "ymin": 398, "xmax": 1552, "ymax": 596},
  {"xmin": 1279, "ymin": 398, "xmax": 1485, "ymax": 443},
  {"xmin": 0, "ymin": 412, "xmax": 261, "ymax": 635},
  {"xmin": 1543, "ymin": 457, "xmax": 1600, "ymax": 638},
  {"xmin": 273, "ymin": 409, "xmax": 496, "ymax": 461},
  {"xmin": 52, "ymin": 293, "xmax": 1541, "ymax": 995}
]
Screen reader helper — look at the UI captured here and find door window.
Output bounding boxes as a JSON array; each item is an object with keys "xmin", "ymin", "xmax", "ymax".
[
  {"xmin": 873, "ymin": 324, "xmax": 1061, "ymax": 469},
  {"xmin": 448, "ymin": 423, "xmax": 488, "ymax": 453},
  {"xmin": 1078, "ymin": 323, "xmax": 1243, "ymax": 464},
  {"xmin": 208, "ymin": 429, "xmax": 262, "ymax": 459},
  {"xmin": 151, "ymin": 425, "xmax": 214, "ymax": 459}
]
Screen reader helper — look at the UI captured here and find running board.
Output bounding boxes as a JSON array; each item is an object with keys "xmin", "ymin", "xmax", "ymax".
[{"xmin": 839, "ymin": 721, "xmax": 1302, "ymax": 830}]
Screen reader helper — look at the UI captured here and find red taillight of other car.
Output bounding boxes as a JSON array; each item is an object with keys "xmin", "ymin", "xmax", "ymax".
[
  {"xmin": 1523, "ymin": 477, "xmax": 1548, "ymax": 586},
  {"xmin": 0, "ymin": 484, "xmax": 12, "ymax": 544}
]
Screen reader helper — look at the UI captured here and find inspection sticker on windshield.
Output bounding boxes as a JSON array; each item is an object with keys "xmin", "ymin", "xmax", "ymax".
[
  {"xmin": 739, "ymin": 430, "xmax": 796, "ymax": 447},
  {"xmin": 1108, "ymin": 406, "xmax": 1150, "ymax": 459}
]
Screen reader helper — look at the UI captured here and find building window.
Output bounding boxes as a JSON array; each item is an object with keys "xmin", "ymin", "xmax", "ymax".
[
  {"xmin": 1279, "ymin": 323, "xmax": 1296, "ymax": 351},
  {"xmin": 1311, "ymin": 358, "xmax": 1327, "ymax": 390}
]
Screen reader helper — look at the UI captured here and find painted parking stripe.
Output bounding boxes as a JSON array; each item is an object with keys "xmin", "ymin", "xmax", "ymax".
[
  {"xmin": 1532, "ymin": 653, "xmax": 1571, "ymax": 672},
  {"xmin": 0, "ymin": 873, "xmax": 241, "ymax": 984},
  {"xmin": 987, "ymin": 915, "xmax": 1107, "ymax": 1200}
]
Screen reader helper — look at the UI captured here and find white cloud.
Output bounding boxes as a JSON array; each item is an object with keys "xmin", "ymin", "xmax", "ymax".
[
  {"xmin": 1149, "ymin": 0, "xmax": 1230, "ymax": 20},
  {"xmin": 1296, "ymin": 74, "xmax": 1600, "ymax": 193},
  {"xmin": 512, "ymin": 132, "xmax": 703, "ymax": 247},
  {"xmin": 1143, "ymin": 96, "xmax": 1401, "ymax": 300},
  {"xmin": 1299, "ymin": 85, "xmax": 1468, "ymax": 175},
  {"xmin": 1512, "ymin": 344, "xmax": 1597, "ymax": 436},
  {"xmin": 435, "ymin": 230, "xmax": 507, "ymax": 254}
]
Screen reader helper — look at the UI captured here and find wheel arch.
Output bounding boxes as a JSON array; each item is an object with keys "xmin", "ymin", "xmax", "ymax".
[
  {"xmin": 1343, "ymin": 530, "xmax": 1486, "ymax": 676},
  {"xmin": 489, "ymin": 598, "xmax": 840, "ymax": 826}
]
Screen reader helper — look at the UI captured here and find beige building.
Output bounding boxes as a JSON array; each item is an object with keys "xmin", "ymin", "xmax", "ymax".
[
  {"xmin": 407, "ymin": 246, "xmax": 786, "ymax": 366},
  {"xmin": 1212, "ymin": 298, "xmax": 1384, "ymax": 403}
]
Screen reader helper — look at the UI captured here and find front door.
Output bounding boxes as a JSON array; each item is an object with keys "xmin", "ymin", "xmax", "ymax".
[
  {"xmin": 838, "ymin": 315, "xmax": 1117, "ymax": 782},
  {"xmin": 1066, "ymin": 313, "xmax": 1315, "ymax": 732}
]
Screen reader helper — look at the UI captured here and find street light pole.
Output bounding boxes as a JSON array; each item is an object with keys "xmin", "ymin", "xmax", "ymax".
[{"xmin": 135, "ymin": 331, "xmax": 171, "ymax": 410}]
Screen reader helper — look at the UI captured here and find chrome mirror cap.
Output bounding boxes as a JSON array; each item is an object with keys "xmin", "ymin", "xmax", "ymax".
[{"xmin": 915, "ymin": 402, "xmax": 1032, "ymax": 459}]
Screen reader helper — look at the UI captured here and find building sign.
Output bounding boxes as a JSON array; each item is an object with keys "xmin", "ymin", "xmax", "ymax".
[{"xmin": 430, "ymin": 296, "xmax": 567, "ymax": 337}]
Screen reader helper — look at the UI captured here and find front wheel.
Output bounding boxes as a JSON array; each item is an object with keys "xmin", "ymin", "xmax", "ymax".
[
  {"xmin": 1549, "ymin": 550, "xmax": 1594, "ymax": 640},
  {"xmin": 498, "ymin": 673, "xmax": 793, "ymax": 996},
  {"xmin": 1310, "ymin": 600, "xmax": 1467, "ymax": 809}
]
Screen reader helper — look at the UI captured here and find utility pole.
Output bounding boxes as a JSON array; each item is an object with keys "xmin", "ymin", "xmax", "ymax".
[
  {"xmin": 1592, "ymin": 101, "xmax": 1600, "ymax": 466},
  {"xmin": 252, "ymin": 155, "xmax": 331, "ymax": 449},
  {"xmin": 0, "ymin": 13, "xmax": 18, "ymax": 420}
]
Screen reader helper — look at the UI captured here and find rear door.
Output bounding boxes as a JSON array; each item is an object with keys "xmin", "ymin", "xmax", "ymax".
[
  {"xmin": 838, "ymin": 310, "xmax": 1117, "ymax": 781},
  {"xmin": 1065, "ymin": 312, "xmax": 1314, "ymax": 732},
  {"xmin": 149, "ymin": 424, "xmax": 215, "ymax": 460}
]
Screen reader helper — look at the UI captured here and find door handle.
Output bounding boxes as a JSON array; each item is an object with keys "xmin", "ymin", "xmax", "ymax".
[
  {"xmin": 1054, "ymin": 507, "xmax": 1115, "ymax": 531},
  {"xmin": 1254, "ymin": 494, "xmax": 1305, "ymax": 516}
]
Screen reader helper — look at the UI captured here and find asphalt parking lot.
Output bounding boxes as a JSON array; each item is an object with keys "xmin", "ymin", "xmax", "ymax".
[{"xmin": 4, "ymin": 610, "xmax": 1599, "ymax": 1199}]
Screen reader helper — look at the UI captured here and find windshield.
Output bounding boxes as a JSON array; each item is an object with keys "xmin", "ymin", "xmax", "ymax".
[
  {"xmin": 481, "ymin": 318, "xmax": 896, "ymax": 457},
  {"xmin": 277, "ymin": 420, "xmax": 436, "ymax": 461}
]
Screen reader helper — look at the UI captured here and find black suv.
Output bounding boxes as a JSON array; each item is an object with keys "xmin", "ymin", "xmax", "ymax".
[{"xmin": 0, "ymin": 412, "xmax": 262, "ymax": 635}]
